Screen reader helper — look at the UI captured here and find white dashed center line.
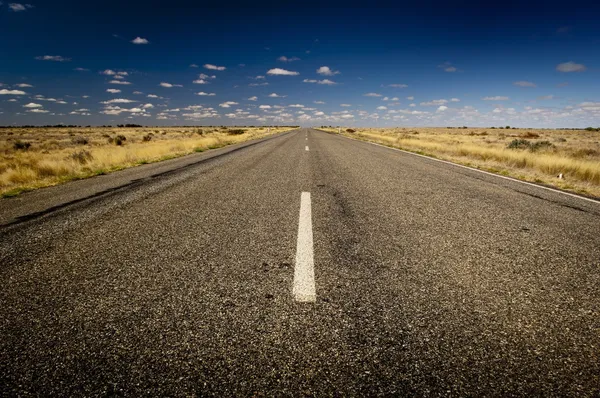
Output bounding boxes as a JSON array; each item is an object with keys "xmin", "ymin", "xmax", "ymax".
[
  {"xmin": 293, "ymin": 192, "xmax": 316, "ymax": 302},
  {"xmin": 305, "ymin": 146, "xmax": 309, "ymax": 151}
]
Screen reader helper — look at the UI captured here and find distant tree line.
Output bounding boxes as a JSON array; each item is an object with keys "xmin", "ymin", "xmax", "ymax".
[{"xmin": 0, "ymin": 124, "xmax": 300, "ymax": 129}]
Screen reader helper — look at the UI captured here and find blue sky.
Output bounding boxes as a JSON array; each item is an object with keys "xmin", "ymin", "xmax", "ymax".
[{"xmin": 1, "ymin": 0, "xmax": 600, "ymax": 127}]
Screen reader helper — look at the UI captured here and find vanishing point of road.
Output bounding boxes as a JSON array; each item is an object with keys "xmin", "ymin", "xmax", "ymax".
[{"xmin": 1, "ymin": 129, "xmax": 598, "ymax": 396}]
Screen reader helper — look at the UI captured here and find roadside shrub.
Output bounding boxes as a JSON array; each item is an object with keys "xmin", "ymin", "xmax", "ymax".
[
  {"xmin": 195, "ymin": 128, "xmax": 204, "ymax": 135},
  {"xmin": 228, "ymin": 129, "xmax": 246, "ymax": 135},
  {"xmin": 507, "ymin": 139, "xmax": 555, "ymax": 152},
  {"xmin": 346, "ymin": 129, "xmax": 356, "ymax": 133},
  {"xmin": 68, "ymin": 150, "xmax": 93, "ymax": 164},
  {"xmin": 108, "ymin": 134, "xmax": 127, "ymax": 145},
  {"xmin": 529, "ymin": 141, "xmax": 555, "ymax": 152},
  {"xmin": 13, "ymin": 140, "xmax": 31, "ymax": 150},
  {"xmin": 507, "ymin": 139, "xmax": 531, "ymax": 149},
  {"xmin": 71, "ymin": 136, "xmax": 89, "ymax": 145},
  {"xmin": 142, "ymin": 133, "xmax": 153, "ymax": 142}
]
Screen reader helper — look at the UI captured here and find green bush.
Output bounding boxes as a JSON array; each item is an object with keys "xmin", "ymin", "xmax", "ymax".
[
  {"xmin": 507, "ymin": 139, "xmax": 531, "ymax": 149},
  {"xmin": 507, "ymin": 139, "xmax": 555, "ymax": 152},
  {"xmin": 13, "ymin": 141, "xmax": 31, "ymax": 150},
  {"xmin": 529, "ymin": 140, "xmax": 555, "ymax": 152}
]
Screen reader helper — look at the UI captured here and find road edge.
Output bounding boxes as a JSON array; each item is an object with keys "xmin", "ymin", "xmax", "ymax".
[{"xmin": 317, "ymin": 129, "xmax": 600, "ymax": 205}]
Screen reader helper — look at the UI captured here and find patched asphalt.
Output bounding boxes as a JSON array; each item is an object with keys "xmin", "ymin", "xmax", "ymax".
[{"xmin": 1, "ymin": 128, "xmax": 598, "ymax": 396}]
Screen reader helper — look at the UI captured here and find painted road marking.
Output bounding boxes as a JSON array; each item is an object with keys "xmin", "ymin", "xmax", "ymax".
[
  {"xmin": 293, "ymin": 192, "xmax": 316, "ymax": 302},
  {"xmin": 305, "ymin": 146, "xmax": 309, "ymax": 151}
]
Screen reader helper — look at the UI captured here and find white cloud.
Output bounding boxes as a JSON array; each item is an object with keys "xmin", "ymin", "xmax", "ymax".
[
  {"xmin": 406, "ymin": 96, "xmax": 414, "ymax": 100},
  {"xmin": 249, "ymin": 82, "xmax": 269, "ymax": 87},
  {"xmin": 450, "ymin": 98, "xmax": 460, "ymax": 102},
  {"xmin": 219, "ymin": 101, "xmax": 238, "ymax": 108},
  {"xmin": 377, "ymin": 106, "xmax": 387, "ymax": 110},
  {"xmin": 314, "ymin": 101, "xmax": 325, "ymax": 104},
  {"xmin": 193, "ymin": 79, "xmax": 208, "ymax": 84},
  {"xmin": 74, "ymin": 67, "xmax": 89, "ymax": 71},
  {"xmin": 131, "ymin": 37, "xmax": 149, "ymax": 45},
  {"xmin": 196, "ymin": 92, "xmax": 216, "ymax": 96},
  {"xmin": 100, "ymin": 98, "xmax": 137, "ymax": 104},
  {"xmin": 288, "ymin": 104, "xmax": 304, "ymax": 108},
  {"xmin": 109, "ymin": 80, "xmax": 132, "ymax": 85},
  {"xmin": 190, "ymin": 64, "xmax": 199, "ymax": 68},
  {"xmin": 482, "ymin": 96, "xmax": 509, "ymax": 100},
  {"xmin": 204, "ymin": 64, "xmax": 226, "ymax": 71},
  {"xmin": 23, "ymin": 103, "xmax": 42, "ymax": 108},
  {"xmin": 278, "ymin": 56, "xmax": 300, "ymax": 62},
  {"xmin": 340, "ymin": 104, "xmax": 352, "ymax": 107},
  {"xmin": 160, "ymin": 82, "xmax": 182, "ymax": 88},
  {"xmin": 316, "ymin": 66, "xmax": 340, "ymax": 76},
  {"xmin": 15, "ymin": 83, "xmax": 32, "ymax": 87},
  {"xmin": 437, "ymin": 105, "xmax": 448, "ymax": 112},
  {"xmin": 267, "ymin": 68, "xmax": 299, "ymax": 76},
  {"xmin": 33, "ymin": 95, "xmax": 57, "ymax": 101},
  {"xmin": 259, "ymin": 105, "xmax": 271, "ymax": 109},
  {"xmin": 388, "ymin": 84, "xmax": 408, "ymax": 88},
  {"xmin": 537, "ymin": 95, "xmax": 555, "ymax": 100},
  {"xmin": 147, "ymin": 94, "xmax": 159, "ymax": 98},
  {"xmin": 513, "ymin": 81, "xmax": 536, "ymax": 87},
  {"xmin": 106, "ymin": 89, "xmax": 121, "ymax": 93},
  {"xmin": 142, "ymin": 103, "xmax": 154, "ymax": 108},
  {"xmin": 100, "ymin": 106, "xmax": 147, "ymax": 115},
  {"xmin": 35, "ymin": 55, "xmax": 70, "ymax": 62},
  {"xmin": 364, "ymin": 93, "xmax": 382, "ymax": 97},
  {"xmin": 27, "ymin": 109, "xmax": 49, "ymax": 113},
  {"xmin": 0, "ymin": 89, "xmax": 26, "ymax": 95},
  {"xmin": 9, "ymin": 3, "xmax": 31, "ymax": 12},
  {"xmin": 556, "ymin": 61, "xmax": 586, "ymax": 73},
  {"xmin": 438, "ymin": 62, "xmax": 457, "ymax": 72},
  {"xmin": 198, "ymin": 73, "xmax": 216, "ymax": 79},
  {"xmin": 268, "ymin": 93, "xmax": 286, "ymax": 98},
  {"xmin": 420, "ymin": 99, "xmax": 448, "ymax": 106},
  {"xmin": 247, "ymin": 96, "xmax": 258, "ymax": 101}
]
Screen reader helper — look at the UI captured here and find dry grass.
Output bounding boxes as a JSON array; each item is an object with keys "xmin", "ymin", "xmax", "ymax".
[
  {"xmin": 324, "ymin": 127, "xmax": 600, "ymax": 198},
  {"xmin": 0, "ymin": 126, "xmax": 290, "ymax": 197}
]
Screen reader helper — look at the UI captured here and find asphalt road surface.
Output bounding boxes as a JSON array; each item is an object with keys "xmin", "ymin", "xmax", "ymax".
[{"xmin": 1, "ymin": 128, "xmax": 599, "ymax": 396}]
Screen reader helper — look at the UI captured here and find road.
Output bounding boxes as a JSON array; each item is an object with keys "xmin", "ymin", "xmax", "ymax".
[{"xmin": 1, "ymin": 128, "xmax": 599, "ymax": 396}]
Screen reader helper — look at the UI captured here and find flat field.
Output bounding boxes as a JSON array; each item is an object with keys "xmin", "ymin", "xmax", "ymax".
[
  {"xmin": 0, "ymin": 126, "xmax": 290, "ymax": 197},
  {"xmin": 323, "ymin": 127, "xmax": 600, "ymax": 198}
]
